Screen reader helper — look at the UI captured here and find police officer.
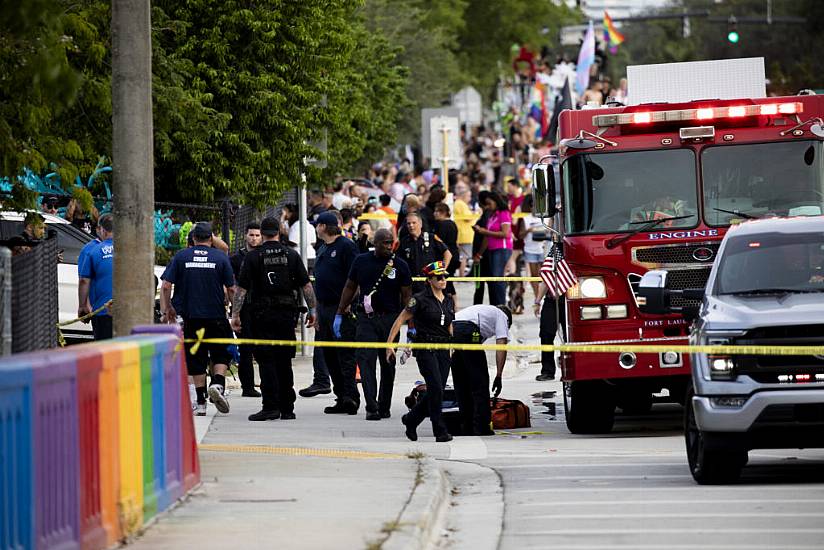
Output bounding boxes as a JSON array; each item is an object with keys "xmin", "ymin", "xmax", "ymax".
[
  {"xmin": 387, "ymin": 261, "xmax": 455, "ymax": 443},
  {"xmin": 312, "ymin": 212, "xmax": 360, "ymax": 414},
  {"xmin": 397, "ymin": 212, "xmax": 451, "ymax": 294},
  {"xmin": 452, "ymin": 304, "xmax": 512, "ymax": 436},
  {"xmin": 336, "ymin": 228, "xmax": 412, "ymax": 421},
  {"xmin": 232, "ymin": 217, "xmax": 316, "ymax": 421},
  {"xmin": 230, "ymin": 221, "xmax": 262, "ymax": 397},
  {"xmin": 161, "ymin": 222, "xmax": 236, "ymax": 416}
]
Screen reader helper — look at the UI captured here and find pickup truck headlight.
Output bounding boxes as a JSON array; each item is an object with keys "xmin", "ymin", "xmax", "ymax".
[
  {"xmin": 568, "ymin": 276, "xmax": 607, "ymax": 299},
  {"xmin": 708, "ymin": 355, "xmax": 736, "ymax": 380}
]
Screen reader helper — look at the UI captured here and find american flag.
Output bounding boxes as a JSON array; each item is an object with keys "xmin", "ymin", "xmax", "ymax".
[{"xmin": 540, "ymin": 243, "xmax": 577, "ymax": 298}]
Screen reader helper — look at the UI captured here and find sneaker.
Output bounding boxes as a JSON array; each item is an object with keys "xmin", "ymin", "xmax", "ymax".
[
  {"xmin": 401, "ymin": 414, "xmax": 417, "ymax": 442},
  {"xmin": 280, "ymin": 412, "xmax": 296, "ymax": 420},
  {"xmin": 365, "ymin": 412, "xmax": 381, "ymax": 421},
  {"xmin": 242, "ymin": 388, "xmax": 262, "ymax": 397},
  {"xmin": 535, "ymin": 373, "xmax": 556, "ymax": 382},
  {"xmin": 208, "ymin": 385, "xmax": 230, "ymax": 414},
  {"xmin": 248, "ymin": 409, "xmax": 280, "ymax": 421},
  {"xmin": 435, "ymin": 433, "xmax": 453, "ymax": 443},
  {"xmin": 195, "ymin": 403, "xmax": 207, "ymax": 416},
  {"xmin": 298, "ymin": 384, "xmax": 332, "ymax": 398}
]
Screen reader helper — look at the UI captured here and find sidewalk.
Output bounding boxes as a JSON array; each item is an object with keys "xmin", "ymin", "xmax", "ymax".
[{"xmin": 129, "ymin": 304, "xmax": 546, "ymax": 549}]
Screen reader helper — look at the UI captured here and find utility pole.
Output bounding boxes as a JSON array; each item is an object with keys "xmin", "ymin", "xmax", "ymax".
[{"xmin": 111, "ymin": 0, "xmax": 155, "ymax": 336}]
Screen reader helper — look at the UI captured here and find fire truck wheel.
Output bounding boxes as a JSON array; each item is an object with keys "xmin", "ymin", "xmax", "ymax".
[
  {"xmin": 563, "ymin": 380, "xmax": 616, "ymax": 434},
  {"xmin": 684, "ymin": 389, "xmax": 747, "ymax": 485}
]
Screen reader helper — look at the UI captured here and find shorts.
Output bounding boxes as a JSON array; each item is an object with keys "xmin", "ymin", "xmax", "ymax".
[
  {"xmin": 523, "ymin": 251, "xmax": 544, "ymax": 264},
  {"xmin": 458, "ymin": 243, "xmax": 473, "ymax": 262},
  {"xmin": 183, "ymin": 318, "xmax": 233, "ymax": 375}
]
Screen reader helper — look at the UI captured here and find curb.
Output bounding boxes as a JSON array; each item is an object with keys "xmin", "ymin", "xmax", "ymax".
[{"xmin": 383, "ymin": 457, "xmax": 451, "ymax": 550}]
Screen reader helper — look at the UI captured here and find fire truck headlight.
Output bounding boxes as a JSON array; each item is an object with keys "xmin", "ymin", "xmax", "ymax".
[{"xmin": 579, "ymin": 277, "xmax": 607, "ymax": 299}]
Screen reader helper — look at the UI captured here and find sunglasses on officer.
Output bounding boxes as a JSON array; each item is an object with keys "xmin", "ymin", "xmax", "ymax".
[{"xmin": 429, "ymin": 274, "xmax": 448, "ymax": 281}]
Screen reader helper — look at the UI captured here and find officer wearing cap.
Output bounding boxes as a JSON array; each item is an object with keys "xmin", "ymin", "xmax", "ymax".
[
  {"xmin": 452, "ymin": 304, "xmax": 512, "ymax": 436},
  {"xmin": 161, "ymin": 222, "xmax": 236, "ymax": 416},
  {"xmin": 232, "ymin": 216, "xmax": 316, "ymax": 421},
  {"xmin": 387, "ymin": 261, "xmax": 455, "ymax": 442},
  {"xmin": 397, "ymin": 211, "xmax": 452, "ymax": 294},
  {"xmin": 312, "ymin": 211, "xmax": 360, "ymax": 415},
  {"xmin": 336, "ymin": 228, "xmax": 412, "ymax": 421}
]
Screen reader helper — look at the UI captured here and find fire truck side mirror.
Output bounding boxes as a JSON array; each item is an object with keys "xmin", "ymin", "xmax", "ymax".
[
  {"xmin": 531, "ymin": 163, "xmax": 557, "ymax": 218},
  {"xmin": 637, "ymin": 270, "xmax": 671, "ymax": 315}
]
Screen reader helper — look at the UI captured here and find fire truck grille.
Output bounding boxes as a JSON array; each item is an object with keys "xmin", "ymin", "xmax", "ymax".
[
  {"xmin": 634, "ymin": 242, "xmax": 720, "ymax": 266},
  {"xmin": 628, "ymin": 268, "xmax": 712, "ymax": 309}
]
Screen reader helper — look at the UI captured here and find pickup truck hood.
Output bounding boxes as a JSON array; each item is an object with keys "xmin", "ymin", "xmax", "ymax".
[{"xmin": 702, "ymin": 293, "xmax": 824, "ymax": 331}]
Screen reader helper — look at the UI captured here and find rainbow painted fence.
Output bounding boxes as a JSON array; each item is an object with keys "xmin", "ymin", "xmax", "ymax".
[{"xmin": 0, "ymin": 325, "xmax": 200, "ymax": 550}]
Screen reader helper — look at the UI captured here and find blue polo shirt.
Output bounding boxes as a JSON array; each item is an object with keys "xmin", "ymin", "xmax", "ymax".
[
  {"xmin": 347, "ymin": 252, "xmax": 412, "ymax": 314},
  {"xmin": 313, "ymin": 235, "xmax": 359, "ymax": 304},
  {"xmin": 78, "ymin": 238, "xmax": 113, "ymax": 314},
  {"xmin": 162, "ymin": 245, "xmax": 235, "ymax": 319}
]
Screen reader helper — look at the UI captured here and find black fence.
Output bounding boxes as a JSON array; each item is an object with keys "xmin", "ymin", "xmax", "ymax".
[{"xmin": 10, "ymin": 232, "xmax": 58, "ymax": 352}]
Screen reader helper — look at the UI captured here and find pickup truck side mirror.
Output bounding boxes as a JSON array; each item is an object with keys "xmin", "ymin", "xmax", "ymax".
[{"xmin": 638, "ymin": 269, "xmax": 705, "ymax": 320}]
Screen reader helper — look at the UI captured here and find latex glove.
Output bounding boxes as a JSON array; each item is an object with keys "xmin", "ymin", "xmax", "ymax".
[
  {"xmin": 492, "ymin": 376, "xmax": 503, "ymax": 397},
  {"xmin": 333, "ymin": 314, "xmax": 343, "ymax": 339}
]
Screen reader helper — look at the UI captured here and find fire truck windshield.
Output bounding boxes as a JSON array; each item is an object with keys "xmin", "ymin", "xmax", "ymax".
[
  {"xmin": 702, "ymin": 140, "xmax": 824, "ymax": 226},
  {"xmin": 563, "ymin": 149, "xmax": 698, "ymax": 235}
]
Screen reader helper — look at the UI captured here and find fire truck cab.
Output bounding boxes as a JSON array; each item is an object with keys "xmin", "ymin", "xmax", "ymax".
[{"xmin": 531, "ymin": 58, "xmax": 824, "ymax": 434}]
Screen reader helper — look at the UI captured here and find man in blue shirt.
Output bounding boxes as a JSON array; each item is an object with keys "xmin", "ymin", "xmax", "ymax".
[
  {"xmin": 160, "ymin": 222, "xmax": 236, "ymax": 416},
  {"xmin": 78, "ymin": 214, "xmax": 114, "ymax": 340},
  {"xmin": 311, "ymin": 212, "xmax": 360, "ymax": 414},
  {"xmin": 336, "ymin": 228, "xmax": 412, "ymax": 420}
]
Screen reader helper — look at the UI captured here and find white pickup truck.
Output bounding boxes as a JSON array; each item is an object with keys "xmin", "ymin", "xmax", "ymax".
[{"xmin": 1, "ymin": 211, "xmax": 166, "ymax": 343}]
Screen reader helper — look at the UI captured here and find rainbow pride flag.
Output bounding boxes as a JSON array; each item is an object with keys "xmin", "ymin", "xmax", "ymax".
[{"xmin": 603, "ymin": 11, "xmax": 625, "ymax": 54}]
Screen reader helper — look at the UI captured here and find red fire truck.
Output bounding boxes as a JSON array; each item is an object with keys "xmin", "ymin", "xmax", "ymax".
[{"xmin": 531, "ymin": 59, "xmax": 824, "ymax": 434}]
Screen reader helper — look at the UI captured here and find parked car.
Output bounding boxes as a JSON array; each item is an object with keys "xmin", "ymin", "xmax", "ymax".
[
  {"xmin": 0, "ymin": 211, "xmax": 166, "ymax": 344},
  {"xmin": 639, "ymin": 216, "xmax": 824, "ymax": 484}
]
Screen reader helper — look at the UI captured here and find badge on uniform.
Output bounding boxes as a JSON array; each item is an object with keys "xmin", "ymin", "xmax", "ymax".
[
  {"xmin": 331, "ymin": 250, "xmax": 337, "ymax": 258},
  {"xmin": 388, "ymin": 268, "xmax": 396, "ymax": 279},
  {"xmin": 407, "ymin": 297, "xmax": 416, "ymax": 309}
]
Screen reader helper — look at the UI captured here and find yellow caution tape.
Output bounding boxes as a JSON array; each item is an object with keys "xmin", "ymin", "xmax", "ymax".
[
  {"xmin": 411, "ymin": 276, "xmax": 541, "ymax": 282},
  {"xmin": 359, "ymin": 212, "xmax": 532, "ymax": 221},
  {"xmin": 186, "ymin": 330, "xmax": 824, "ymax": 358},
  {"xmin": 56, "ymin": 299, "xmax": 113, "ymax": 347}
]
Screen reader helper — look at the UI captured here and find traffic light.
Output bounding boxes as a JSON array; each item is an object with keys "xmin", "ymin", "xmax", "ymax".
[{"xmin": 727, "ymin": 16, "xmax": 739, "ymax": 43}]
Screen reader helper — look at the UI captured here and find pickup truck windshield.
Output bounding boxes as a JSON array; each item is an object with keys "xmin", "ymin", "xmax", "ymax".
[
  {"xmin": 703, "ymin": 141, "xmax": 824, "ymax": 226},
  {"xmin": 715, "ymin": 231, "xmax": 824, "ymax": 294},
  {"xmin": 563, "ymin": 149, "xmax": 698, "ymax": 234}
]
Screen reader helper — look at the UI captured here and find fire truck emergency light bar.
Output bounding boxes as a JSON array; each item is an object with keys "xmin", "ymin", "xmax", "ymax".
[{"xmin": 592, "ymin": 102, "xmax": 802, "ymax": 127}]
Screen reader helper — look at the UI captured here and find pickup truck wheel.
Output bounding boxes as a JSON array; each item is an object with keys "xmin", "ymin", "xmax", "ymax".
[
  {"xmin": 684, "ymin": 391, "xmax": 747, "ymax": 484},
  {"xmin": 564, "ymin": 380, "xmax": 615, "ymax": 434}
]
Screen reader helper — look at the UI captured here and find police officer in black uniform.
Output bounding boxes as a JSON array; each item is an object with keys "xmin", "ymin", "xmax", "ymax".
[
  {"xmin": 232, "ymin": 217, "xmax": 316, "ymax": 421},
  {"xmin": 230, "ymin": 221, "xmax": 262, "ymax": 397},
  {"xmin": 312, "ymin": 212, "xmax": 361, "ymax": 414},
  {"xmin": 397, "ymin": 211, "xmax": 452, "ymax": 293},
  {"xmin": 336, "ymin": 228, "xmax": 412, "ymax": 421},
  {"xmin": 387, "ymin": 261, "xmax": 455, "ymax": 442}
]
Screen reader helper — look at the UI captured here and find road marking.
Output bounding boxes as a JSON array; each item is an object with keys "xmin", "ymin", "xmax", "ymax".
[
  {"xmin": 507, "ymin": 474, "xmax": 693, "ymax": 480},
  {"xmin": 516, "ymin": 498, "xmax": 824, "ymax": 506},
  {"xmin": 504, "ymin": 528, "xmax": 824, "ymax": 535},
  {"xmin": 488, "ymin": 462, "xmax": 687, "ymax": 469},
  {"xmin": 520, "ymin": 512, "xmax": 824, "ymax": 519},
  {"xmin": 514, "ymin": 485, "xmax": 824, "ymax": 494},
  {"xmin": 448, "ymin": 437, "xmax": 488, "ymax": 460},
  {"xmin": 502, "ymin": 545, "xmax": 824, "ymax": 550},
  {"xmin": 198, "ymin": 443, "xmax": 406, "ymax": 460}
]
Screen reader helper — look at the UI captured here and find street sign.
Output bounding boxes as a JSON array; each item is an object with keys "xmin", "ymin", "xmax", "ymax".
[
  {"xmin": 421, "ymin": 107, "xmax": 461, "ymax": 161},
  {"xmin": 429, "ymin": 115, "xmax": 462, "ymax": 170}
]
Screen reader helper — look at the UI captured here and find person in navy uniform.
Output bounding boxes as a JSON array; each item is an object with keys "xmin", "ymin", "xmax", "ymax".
[
  {"xmin": 452, "ymin": 304, "xmax": 512, "ymax": 435},
  {"xmin": 397, "ymin": 211, "xmax": 451, "ymax": 294},
  {"xmin": 161, "ymin": 222, "xmax": 236, "ymax": 416},
  {"xmin": 336, "ymin": 228, "xmax": 412, "ymax": 421},
  {"xmin": 229, "ymin": 221, "xmax": 262, "ymax": 397},
  {"xmin": 312, "ymin": 211, "xmax": 361, "ymax": 415},
  {"xmin": 387, "ymin": 261, "xmax": 455, "ymax": 443},
  {"xmin": 232, "ymin": 217, "xmax": 316, "ymax": 421}
]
